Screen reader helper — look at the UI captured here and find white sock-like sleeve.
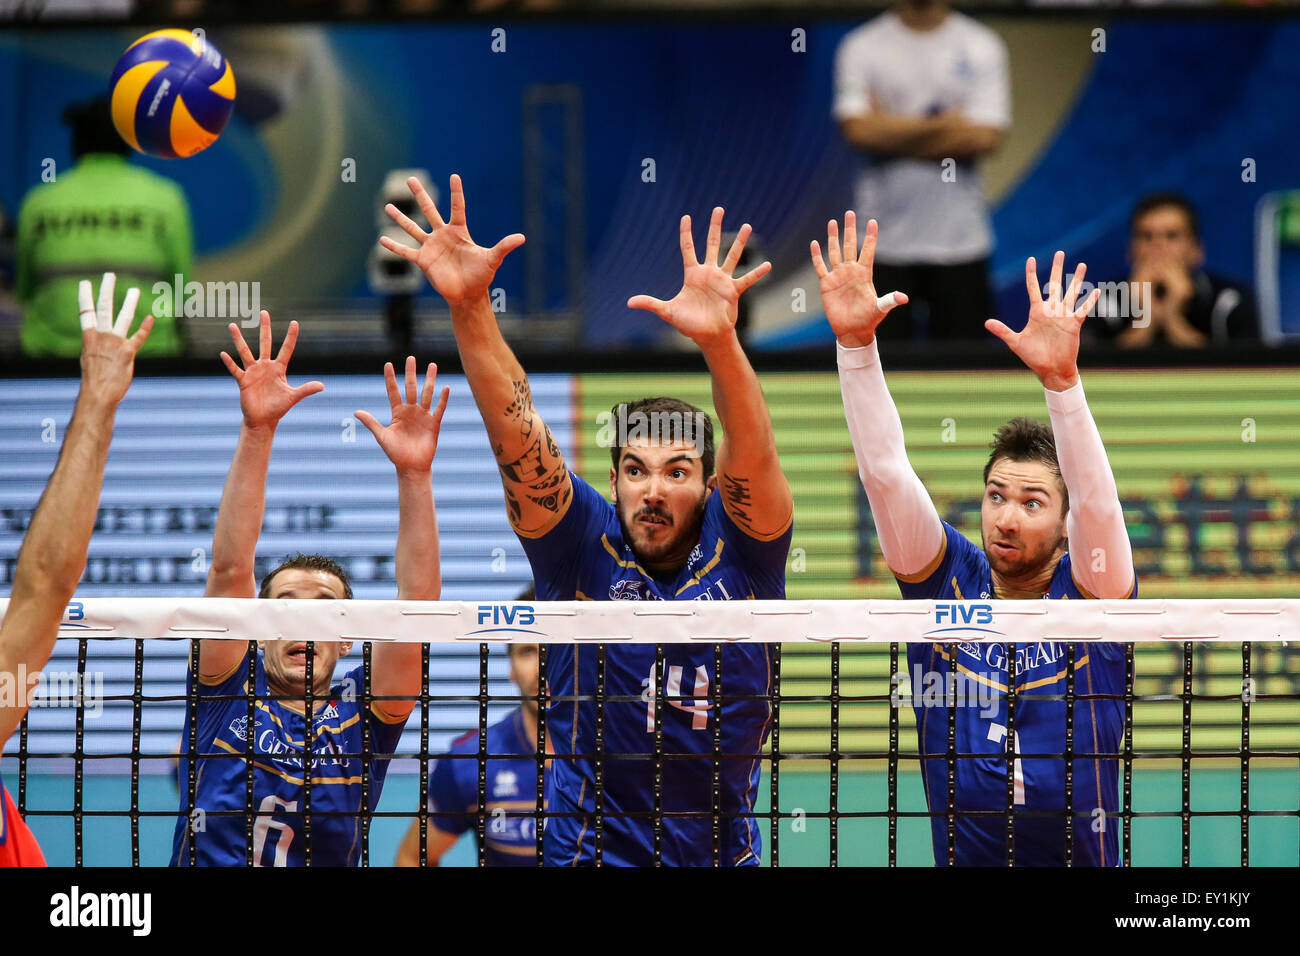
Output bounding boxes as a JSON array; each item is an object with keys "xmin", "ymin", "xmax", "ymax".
[
  {"xmin": 837, "ymin": 339, "xmax": 945, "ymax": 578},
  {"xmin": 1044, "ymin": 379, "xmax": 1135, "ymax": 598}
]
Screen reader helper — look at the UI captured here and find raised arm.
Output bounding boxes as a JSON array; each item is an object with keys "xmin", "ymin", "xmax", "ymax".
[
  {"xmin": 380, "ymin": 175, "xmax": 570, "ymax": 537},
  {"xmin": 0, "ymin": 275, "xmax": 152, "ymax": 744},
  {"xmin": 627, "ymin": 208, "xmax": 791, "ymax": 537},
  {"xmin": 985, "ymin": 253, "xmax": 1134, "ymax": 599},
  {"xmin": 813, "ymin": 214, "xmax": 944, "ymax": 578},
  {"xmin": 201, "ymin": 312, "xmax": 323, "ymax": 680},
  {"xmin": 355, "ymin": 357, "xmax": 450, "ymax": 721}
]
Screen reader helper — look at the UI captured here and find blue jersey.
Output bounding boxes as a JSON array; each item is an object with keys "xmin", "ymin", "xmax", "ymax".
[
  {"xmin": 898, "ymin": 521, "xmax": 1135, "ymax": 866},
  {"xmin": 170, "ymin": 650, "xmax": 407, "ymax": 867},
  {"xmin": 428, "ymin": 708, "xmax": 542, "ymax": 867},
  {"xmin": 520, "ymin": 472, "xmax": 791, "ymax": 866}
]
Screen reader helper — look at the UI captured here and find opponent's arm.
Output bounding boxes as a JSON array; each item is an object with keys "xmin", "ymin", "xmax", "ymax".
[
  {"xmin": 628, "ymin": 208, "xmax": 791, "ymax": 537},
  {"xmin": 202, "ymin": 312, "xmax": 323, "ymax": 680},
  {"xmin": 395, "ymin": 818, "xmax": 459, "ymax": 867},
  {"xmin": 380, "ymin": 175, "xmax": 570, "ymax": 537},
  {"xmin": 985, "ymin": 253, "xmax": 1134, "ymax": 599},
  {"xmin": 355, "ymin": 357, "xmax": 450, "ymax": 721},
  {"xmin": 0, "ymin": 275, "xmax": 153, "ymax": 745},
  {"xmin": 814, "ymin": 214, "xmax": 945, "ymax": 577}
]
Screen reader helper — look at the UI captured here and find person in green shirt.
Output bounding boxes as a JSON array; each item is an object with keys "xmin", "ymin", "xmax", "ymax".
[{"xmin": 16, "ymin": 96, "xmax": 193, "ymax": 357}]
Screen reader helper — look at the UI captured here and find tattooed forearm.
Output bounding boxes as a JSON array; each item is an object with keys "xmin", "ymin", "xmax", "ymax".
[
  {"xmin": 498, "ymin": 436, "xmax": 549, "ymax": 483},
  {"xmin": 503, "ymin": 485, "xmax": 522, "ymax": 524},
  {"xmin": 526, "ymin": 483, "xmax": 571, "ymax": 514},
  {"xmin": 505, "ymin": 379, "xmax": 535, "ymax": 441},
  {"xmin": 722, "ymin": 474, "xmax": 756, "ymax": 531}
]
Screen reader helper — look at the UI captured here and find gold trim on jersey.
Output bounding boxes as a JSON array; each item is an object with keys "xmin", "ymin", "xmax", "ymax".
[
  {"xmin": 211, "ymin": 738, "xmax": 365, "ymax": 786},
  {"xmin": 893, "ymin": 533, "xmax": 949, "ymax": 584},
  {"xmin": 601, "ymin": 534, "xmax": 654, "ymax": 578},
  {"xmin": 674, "ymin": 538, "xmax": 725, "ymax": 596},
  {"xmin": 933, "ymin": 644, "xmax": 1092, "ymax": 695},
  {"xmin": 569, "ymin": 780, "xmax": 589, "ymax": 867},
  {"xmin": 490, "ymin": 841, "xmax": 540, "ymax": 857}
]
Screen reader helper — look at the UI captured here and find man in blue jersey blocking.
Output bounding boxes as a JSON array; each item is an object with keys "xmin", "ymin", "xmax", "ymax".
[
  {"xmin": 171, "ymin": 312, "xmax": 450, "ymax": 866},
  {"xmin": 381, "ymin": 175, "xmax": 794, "ymax": 866},
  {"xmin": 815, "ymin": 213, "xmax": 1135, "ymax": 866},
  {"xmin": 396, "ymin": 631, "xmax": 544, "ymax": 867}
]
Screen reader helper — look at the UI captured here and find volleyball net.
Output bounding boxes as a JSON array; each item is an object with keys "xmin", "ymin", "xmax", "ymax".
[{"xmin": 4, "ymin": 598, "xmax": 1299, "ymax": 866}]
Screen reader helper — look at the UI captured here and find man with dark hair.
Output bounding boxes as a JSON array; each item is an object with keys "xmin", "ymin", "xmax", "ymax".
[
  {"xmin": 16, "ymin": 95, "xmax": 192, "ymax": 357},
  {"xmin": 817, "ymin": 213, "xmax": 1135, "ymax": 865},
  {"xmin": 171, "ymin": 312, "xmax": 449, "ymax": 866},
  {"xmin": 395, "ymin": 587, "xmax": 544, "ymax": 867},
  {"xmin": 381, "ymin": 175, "xmax": 793, "ymax": 866},
  {"xmin": 1097, "ymin": 191, "xmax": 1258, "ymax": 347},
  {"xmin": 2, "ymin": 274, "xmax": 152, "ymax": 866}
]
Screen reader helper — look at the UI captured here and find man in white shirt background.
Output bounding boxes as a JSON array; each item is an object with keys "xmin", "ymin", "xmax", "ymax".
[{"xmin": 834, "ymin": 0, "xmax": 1011, "ymax": 342}]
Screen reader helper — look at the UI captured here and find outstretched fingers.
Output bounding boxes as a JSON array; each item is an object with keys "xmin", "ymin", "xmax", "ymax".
[
  {"xmin": 95, "ymin": 272, "xmax": 116, "ymax": 333},
  {"xmin": 448, "ymin": 174, "xmax": 467, "ymax": 227},
  {"xmin": 385, "ymin": 202, "xmax": 428, "ymax": 244},
  {"xmin": 734, "ymin": 260, "xmax": 772, "ymax": 296},
  {"xmin": 488, "ymin": 233, "xmax": 527, "ymax": 269},
  {"xmin": 354, "ymin": 409, "xmax": 384, "ymax": 441},
  {"xmin": 809, "ymin": 240, "xmax": 829, "ymax": 280},
  {"xmin": 228, "ymin": 321, "xmax": 255, "ymax": 367},
  {"xmin": 1025, "ymin": 256, "xmax": 1043, "ymax": 306},
  {"xmin": 858, "ymin": 218, "xmax": 879, "ymax": 281},
  {"xmin": 721, "ymin": 222, "xmax": 752, "ymax": 275},
  {"xmin": 704, "ymin": 207, "xmax": 724, "ymax": 266},
  {"xmin": 678, "ymin": 215, "xmax": 698, "ymax": 271},
  {"xmin": 408, "ymin": 177, "xmax": 445, "ymax": 229},
  {"xmin": 420, "ymin": 363, "xmax": 437, "ymax": 410},
  {"xmin": 113, "ymin": 287, "xmax": 141, "ymax": 338},
  {"xmin": 843, "ymin": 211, "xmax": 858, "ymax": 264},
  {"xmin": 826, "ymin": 218, "xmax": 843, "ymax": 269},
  {"xmin": 627, "ymin": 294, "xmax": 670, "ymax": 319},
  {"xmin": 1063, "ymin": 261, "xmax": 1087, "ymax": 313},
  {"xmin": 378, "ymin": 235, "xmax": 419, "ymax": 263},
  {"xmin": 383, "ymin": 361, "xmax": 402, "ymax": 411},
  {"xmin": 404, "ymin": 355, "xmax": 419, "ymax": 405},
  {"xmin": 275, "ymin": 319, "xmax": 301, "ymax": 365},
  {"xmin": 257, "ymin": 309, "xmax": 272, "ymax": 360},
  {"xmin": 985, "ymin": 318, "xmax": 1017, "ymax": 347},
  {"xmin": 431, "ymin": 384, "xmax": 450, "ymax": 429},
  {"xmin": 292, "ymin": 379, "xmax": 325, "ymax": 402}
]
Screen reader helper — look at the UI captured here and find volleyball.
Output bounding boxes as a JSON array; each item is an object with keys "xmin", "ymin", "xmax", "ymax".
[{"xmin": 109, "ymin": 29, "xmax": 235, "ymax": 159}]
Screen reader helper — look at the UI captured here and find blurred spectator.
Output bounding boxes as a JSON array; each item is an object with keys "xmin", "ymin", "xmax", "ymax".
[
  {"xmin": 833, "ymin": 0, "xmax": 1009, "ymax": 341},
  {"xmin": 1097, "ymin": 192, "xmax": 1258, "ymax": 348},
  {"xmin": 16, "ymin": 96, "xmax": 191, "ymax": 357}
]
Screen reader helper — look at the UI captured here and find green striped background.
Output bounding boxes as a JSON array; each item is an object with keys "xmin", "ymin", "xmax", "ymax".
[{"xmin": 573, "ymin": 369, "xmax": 1300, "ymax": 760}]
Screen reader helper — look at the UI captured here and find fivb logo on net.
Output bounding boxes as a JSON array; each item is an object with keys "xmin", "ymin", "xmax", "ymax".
[
  {"xmin": 150, "ymin": 275, "xmax": 262, "ymax": 326},
  {"xmin": 595, "ymin": 404, "xmax": 709, "ymax": 459}
]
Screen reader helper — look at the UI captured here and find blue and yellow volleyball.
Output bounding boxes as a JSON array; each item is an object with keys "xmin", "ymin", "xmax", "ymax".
[{"xmin": 109, "ymin": 29, "xmax": 235, "ymax": 159}]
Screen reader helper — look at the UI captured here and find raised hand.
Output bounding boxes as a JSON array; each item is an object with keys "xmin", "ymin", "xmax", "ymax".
[
  {"xmin": 381, "ymin": 174, "xmax": 525, "ymax": 307},
  {"xmin": 355, "ymin": 357, "xmax": 450, "ymax": 475},
  {"xmin": 77, "ymin": 272, "xmax": 155, "ymax": 407},
  {"xmin": 985, "ymin": 252, "xmax": 1100, "ymax": 391},
  {"xmin": 811, "ymin": 213, "xmax": 907, "ymax": 348},
  {"xmin": 627, "ymin": 207, "xmax": 771, "ymax": 349},
  {"xmin": 219, "ymin": 311, "xmax": 324, "ymax": 430}
]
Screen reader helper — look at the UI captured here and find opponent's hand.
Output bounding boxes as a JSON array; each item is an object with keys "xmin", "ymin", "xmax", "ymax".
[
  {"xmin": 627, "ymin": 207, "xmax": 771, "ymax": 350},
  {"xmin": 986, "ymin": 252, "xmax": 1100, "ymax": 391},
  {"xmin": 811, "ymin": 213, "xmax": 907, "ymax": 348},
  {"xmin": 219, "ymin": 311, "xmax": 324, "ymax": 430},
  {"xmin": 355, "ymin": 357, "xmax": 450, "ymax": 475},
  {"xmin": 77, "ymin": 272, "xmax": 154, "ymax": 407},
  {"xmin": 380, "ymin": 174, "xmax": 525, "ymax": 308}
]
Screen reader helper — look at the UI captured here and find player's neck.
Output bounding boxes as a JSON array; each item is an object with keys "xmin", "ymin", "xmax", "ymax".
[
  {"xmin": 270, "ymin": 681, "xmax": 333, "ymax": 716},
  {"xmin": 897, "ymin": 0, "xmax": 949, "ymax": 31},
  {"xmin": 991, "ymin": 552, "xmax": 1063, "ymax": 598}
]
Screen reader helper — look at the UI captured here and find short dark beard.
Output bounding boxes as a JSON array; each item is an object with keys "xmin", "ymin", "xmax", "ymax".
[{"xmin": 615, "ymin": 491, "xmax": 708, "ymax": 577}]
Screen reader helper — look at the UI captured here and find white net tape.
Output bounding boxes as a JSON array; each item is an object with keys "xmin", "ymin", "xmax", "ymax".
[{"xmin": 11, "ymin": 597, "xmax": 1299, "ymax": 644}]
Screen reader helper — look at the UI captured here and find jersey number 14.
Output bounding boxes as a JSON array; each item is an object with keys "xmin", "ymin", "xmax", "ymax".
[{"xmin": 643, "ymin": 663, "xmax": 711, "ymax": 731}]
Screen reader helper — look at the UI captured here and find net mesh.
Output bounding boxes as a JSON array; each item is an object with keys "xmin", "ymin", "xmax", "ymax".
[{"xmin": 4, "ymin": 599, "xmax": 1298, "ymax": 867}]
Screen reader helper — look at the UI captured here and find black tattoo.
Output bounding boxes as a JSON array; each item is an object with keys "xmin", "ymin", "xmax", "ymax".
[
  {"xmin": 506, "ymin": 379, "xmax": 535, "ymax": 441},
  {"xmin": 498, "ymin": 437, "xmax": 550, "ymax": 483},
  {"xmin": 503, "ymin": 486, "xmax": 522, "ymax": 524},
  {"xmin": 527, "ymin": 491, "xmax": 563, "ymax": 513},
  {"xmin": 722, "ymin": 475, "xmax": 755, "ymax": 530},
  {"xmin": 527, "ymin": 469, "xmax": 567, "ymax": 492},
  {"xmin": 545, "ymin": 425, "xmax": 560, "ymax": 460}
]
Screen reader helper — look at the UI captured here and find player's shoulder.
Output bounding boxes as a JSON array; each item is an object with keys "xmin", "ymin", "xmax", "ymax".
[
  {"xmin": 947, "ymin": 12, "xmax": 1008, "ymax": 54},
  {"xmin": 838, "ymin": 12, "xmax": 901, "ymax": 51}
]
